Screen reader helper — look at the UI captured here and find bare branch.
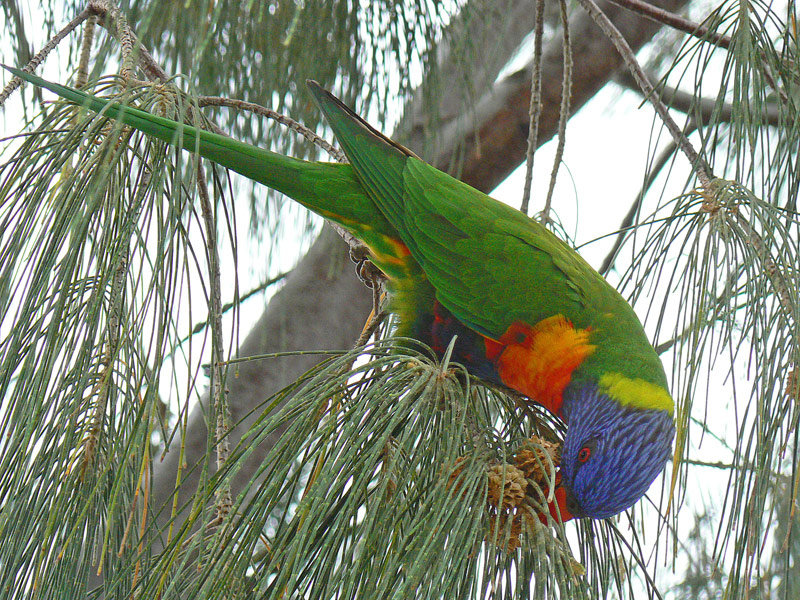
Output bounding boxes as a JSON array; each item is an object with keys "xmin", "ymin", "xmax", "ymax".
[
  {"xmin": 198, "ymin": 96, "xmax": 347, "ymax": 163},
  {"xmin": 599, "ymin": 125, "xmax": 694, "ymax": 275},
  {"xmin": 520, "ymin": 0, "xmax": 546, "ymax": 216},
  {"xmin": 608, "ymin": 0, "xmax": 731, "ymax": 47},
  {"xmin": 76, "ymin": 15, "xmax": 97, "ymax": 89},
  {"xmin": 617, "ymin": 70, "xmax": 783, "ymax": 127},
  {"xmin": 86, "ymin": 0, "xmax": 169, "ymax": 82},
  {"xmin": 542, "ymin": 0, "xmax": 573, "ymax": 223},
  {"xmin": 0, "ymin": 7, "xmax": 91, "ymax": 106},
  {"xmin": 196, "ymin": 162, "xmax": 232, "ymax": 522},
  {"xmin": 575, "ymin": 0, "xmax": 713, "ymax": 191}
]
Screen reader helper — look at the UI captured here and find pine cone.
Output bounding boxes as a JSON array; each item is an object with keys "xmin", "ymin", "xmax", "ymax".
[
  {"xmin": 514, "ymin": 437, "xmax": 561, "ymax": 483},
  {"xmin": 487, "ymin": 512, "xmax": 523, "ymax": 552},
  {"xmin": 487, "ymin": 463, "xmax": 527, "ymax": 509}
]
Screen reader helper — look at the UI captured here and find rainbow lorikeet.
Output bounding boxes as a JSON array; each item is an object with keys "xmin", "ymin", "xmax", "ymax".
[{"xmin": 6, "ymin": 66, "xmax": 675, "ymax": 521}]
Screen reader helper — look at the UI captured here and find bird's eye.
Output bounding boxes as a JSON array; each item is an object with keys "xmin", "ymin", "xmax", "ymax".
[{"xmin": 576, "ymin": 438, "xmax": 598, "ymax": 465}]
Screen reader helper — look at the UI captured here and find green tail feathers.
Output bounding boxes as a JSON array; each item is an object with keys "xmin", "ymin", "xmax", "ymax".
[
  {"xmin": 3, "ymin": 65, "xmax": 399, "ymax": 245},
  {"xmin": 306, "ymin": 81, "xmax": 414, "ymax": 237}
]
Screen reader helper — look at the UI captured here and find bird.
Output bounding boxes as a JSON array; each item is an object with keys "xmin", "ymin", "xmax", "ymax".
[{"xmin": 6, "ymin": 65, "xmax": 675, "ymax": 521}]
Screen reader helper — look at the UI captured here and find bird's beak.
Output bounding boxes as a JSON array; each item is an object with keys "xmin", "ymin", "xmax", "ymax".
[
  {"xmin": 535, "ymin": 474, "xmax": 583, "ymax": 524},
  {"xmin": 535, "ymin": 483, "xmax": 574, "ymax": 524},
  {"xmin": 547, "ymin": 485, "xmax": 575, "ymax": 523}
]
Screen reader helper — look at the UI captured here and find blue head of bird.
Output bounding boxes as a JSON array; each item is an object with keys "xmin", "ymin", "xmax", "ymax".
[{"xmin": 558, "ymin": 383, "xmax": 675, "ymax": 519}]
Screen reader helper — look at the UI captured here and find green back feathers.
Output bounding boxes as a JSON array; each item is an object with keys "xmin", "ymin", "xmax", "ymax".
[
  {"xmin": 308, "ymin": 81, "xmax": 671, "ymax": 409},
  {"xmin": 306, "ymin": 81, "xmax": 413, "ymax": 244}
]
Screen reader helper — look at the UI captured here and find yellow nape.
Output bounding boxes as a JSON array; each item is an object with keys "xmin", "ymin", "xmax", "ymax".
[{"xmin": 598, "ymin": 372, "xmax": 674, "ymax": 415}]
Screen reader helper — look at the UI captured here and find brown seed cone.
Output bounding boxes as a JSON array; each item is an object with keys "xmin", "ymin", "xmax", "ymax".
[
  {"xmin": 447, "ymin": 456, "xmax": 468, "ymax": 492},
  {"xmin": 786, "ymin": 367, "xmax": 798, "ymax": 404},
  {"xmin": 487, "ymin": 512, "xmax": 523, "ymax": 552},
  {"xmin": 487, "ymin": 463, "xmax": 527, "ymax": 510},
  {"xmin": 514, "ymin": 437, "xmax": 561, "ymax": 483}
]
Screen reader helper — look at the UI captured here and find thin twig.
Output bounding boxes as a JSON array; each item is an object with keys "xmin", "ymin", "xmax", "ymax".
[
  {"xmin": 371, "ymin": 282, "xmax": 382, "ymax": 319},
  {"xmin": 731, "ymin": 211, "xmax": 796, "ymax": 319},
  {"xmin": 110, "ymin": 5, "xmax": 135, "ymax": 81},
  {"xmin": 87, "ymin": 0, "xmax": 169, "ymax": 82},
  {"xmin": 218, "ymin": 350, "xmax": 345, "ymax": 367},
  {"xmin": 333, "ymin": 223, "xmax": 371, "ymax": 261},
  {"xmin": 575, "ymin": 0, "xmax": 713, "ymax": 192},
  {"xmin": 607, "ymin": 524, "xmax": 667, "ymax": 600},
  {"xmin": 608, "ymin": 0, "xmax": 789, "ymax": 105},
  {"xmin": 683, "ymin": 458, "xmax": 736, "ymax": 469},
  {"xmin": 520, "ymin": 0, "xmax": 546, "ymax": 216},
  {"xmin": 354, "ymin": 306, "xmax": 388, "ymax": 349},
  {"xmin": 542, "ymin": 0, "xmax": 573, "ymax": 223},
  {"xmin": 186, "ymin": 272, "xmax": 289, "ymax": 338},
  {"xmin": 76, "ymin": 15, "xmax": 97, "ymax": 89},
  {"xmin": 196, "ymin": 160, "xmax": 232, "ymax": 521},
  {"xmin": 117, "ymin": 417, "xmax": 151, "ymax": 560},
  {"xmin": 71, "ymin": 15, "xmax": 98, "ymax": 136},
  {"xmin": 600, "ymin": 122, "xmax": 697, "ymax": 275},
  {"xmin": 195, "ymin": 98, "xmax": 370, "ymax": 261},
  {"xmin": 0, "ymin": 7, "xmax": 91, "ymax": 106},
  {"xmin": 198, "ymin": 96, "xmax": 346, "ymax": 162},
  {"xmin": 353, "ymin": 284, "xmax": 388, "ymax": 349},
  {"xmin": 608, "ymin": 0, "xmax": 731, "ymax": 47}
]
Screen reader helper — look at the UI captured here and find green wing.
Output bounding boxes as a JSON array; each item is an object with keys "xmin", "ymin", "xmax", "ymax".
[
  {"xmin": 400, "ymin": 159, "xmax": 595, "ymax": 334},
  {"xmin": 307, "ymin": 82, "xmax": 668, "ymax": 389},
  {"xmin": 308, "ymin": 82, "xmax": 599, "ymax": 336}
]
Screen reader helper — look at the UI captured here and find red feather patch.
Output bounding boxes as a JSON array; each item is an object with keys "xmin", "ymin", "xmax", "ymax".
[{"xmin": 485, "ymin": 316, "xmax": 595, "ymax": 416}]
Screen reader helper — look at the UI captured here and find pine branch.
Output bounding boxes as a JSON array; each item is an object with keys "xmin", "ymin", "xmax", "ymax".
[
  {"xmin": 608, "ymin": 0, "xmax": 731, "ymax": 47},
  {"xmin": 616, "ymin": 70, "xmax": 783, "ymax": 127},
  {"xmin": 520, "ymin": 0, "xmax": 546, "ymax": 216}
]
